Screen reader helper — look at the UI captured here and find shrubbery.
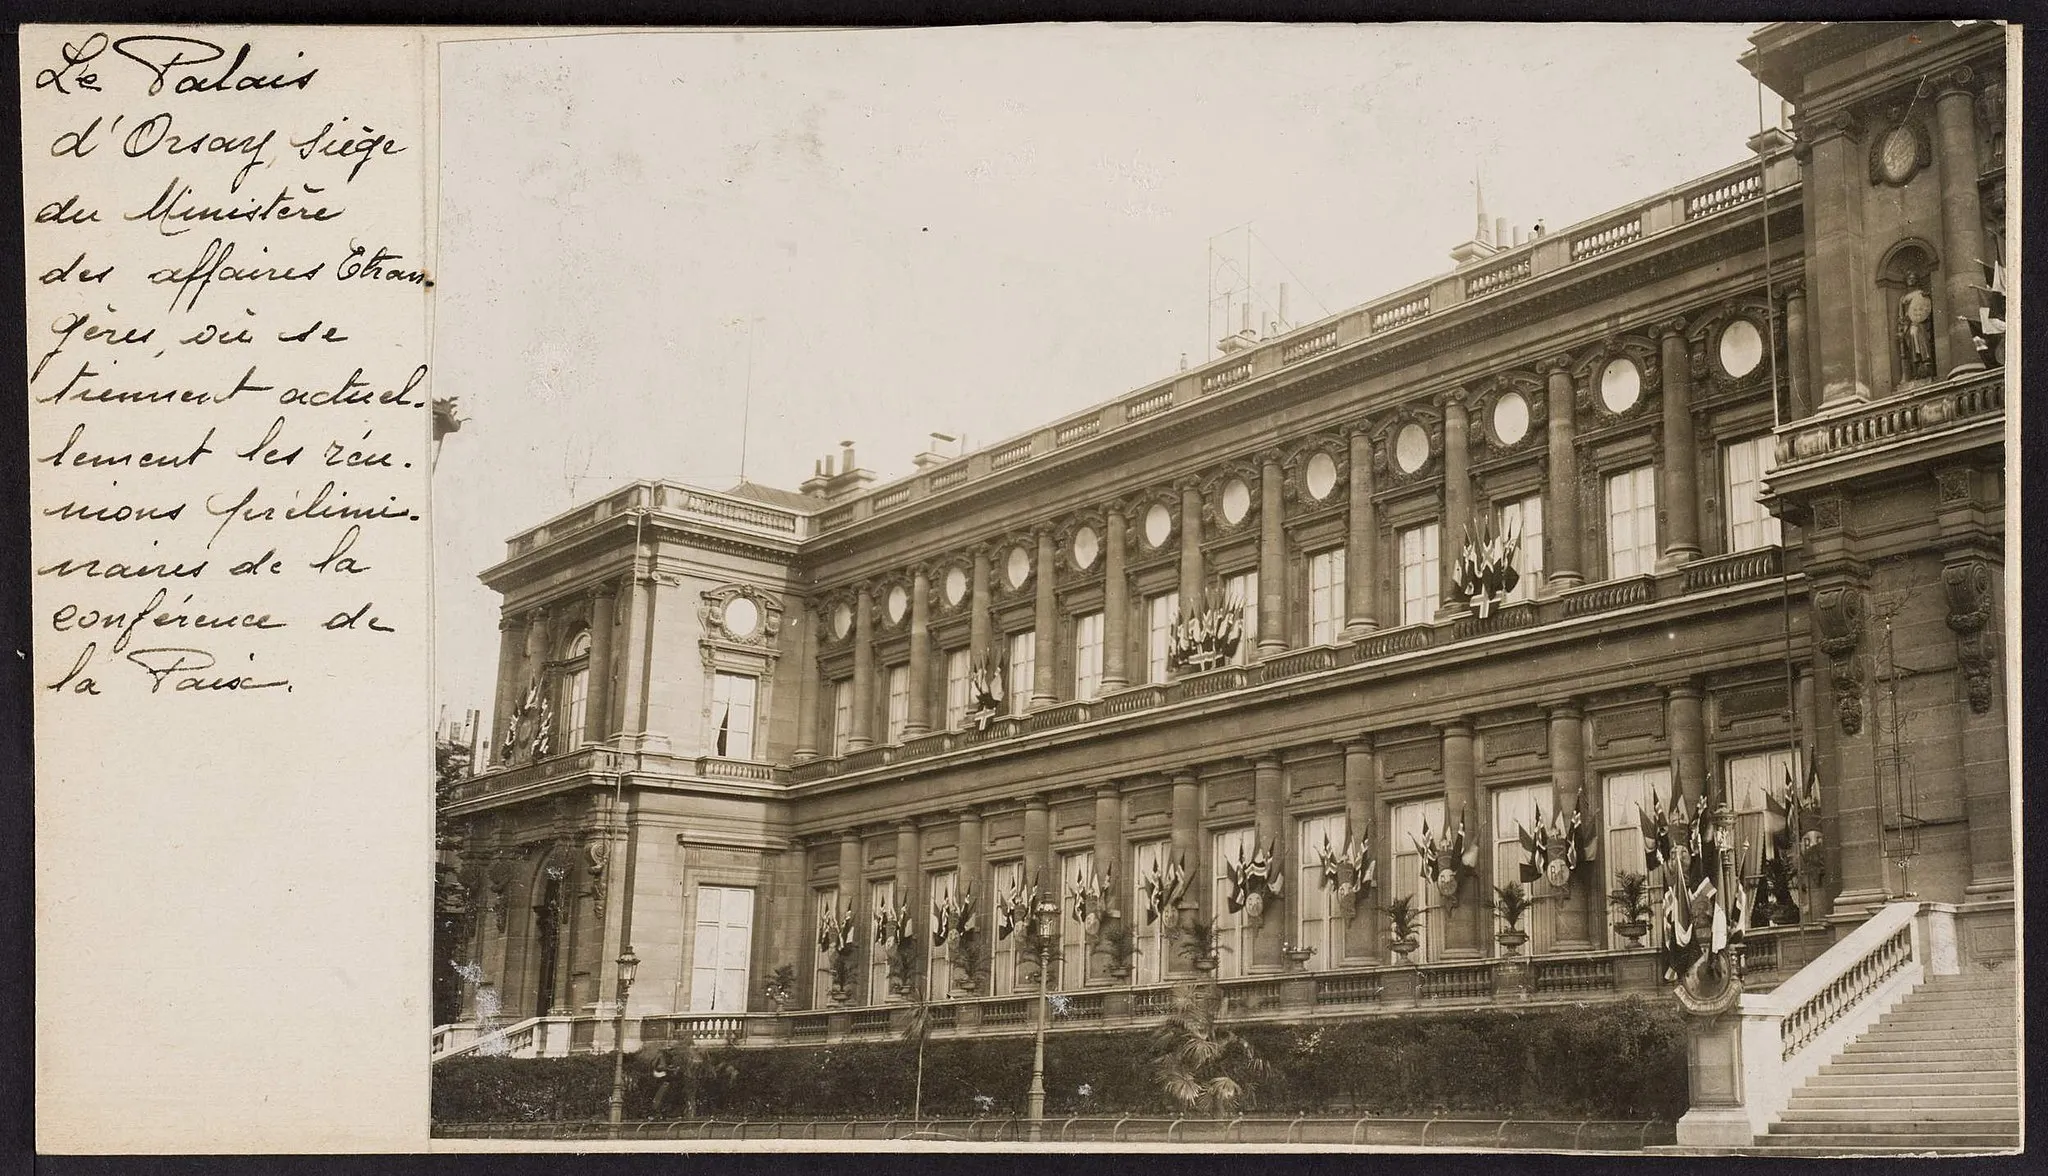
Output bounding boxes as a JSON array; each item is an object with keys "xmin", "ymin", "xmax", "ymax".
[{"xmin": 432, "ymin": 997, "xmax": 1687, "ymax": 1124}]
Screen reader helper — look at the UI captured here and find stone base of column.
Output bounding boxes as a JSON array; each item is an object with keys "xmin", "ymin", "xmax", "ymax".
[
  {"xmin": 1655, "ymin": 547, "xmax": 1701, "ymax": 572},
  {"xmin": 1674, "ymin": 1107, "xmax": 1757, "ymax": 1148},
  {"xmin": 1817, "ymin": 380, "xmax": 1872, "ymax": 410},
  {"xmin": 902, "ymin": 723, "xmax": 929, "ymax": 739},
  {"xmin": 1433, "ymin": 600, "xmax": 1471, "ymax": 623},
  {"xmin": 1546, "ymin": 571, "xmax": 1584, "ymax": 591},
  {"xmin": 1339, "ymin": 619, "xmax": 1378, "ymax": 642},
  {"xmin": 1947, "ymin": 361, "xmax": 1989, "ymax": 377},
  {"xmin": 1030, "ymin": 693, "xmax": 1056, "ymax": 709},
  {"xmin": 845, "ymin": 737, "xmax": 872, "ymax": 752},
  {"xmin": 1256, "ymin": 640, "xmax": 1287, "ymax": 659},
  {"xmin": 1098, "ymin": 676, "xmax": 1128, "ymax": 694}
]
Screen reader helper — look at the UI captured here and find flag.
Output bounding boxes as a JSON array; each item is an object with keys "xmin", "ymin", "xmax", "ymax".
[
  {"xmin": 1764, "ymin": 769, "xmax": 1791, "ymax": 842},
  {"xmin": 714, "ymin": 706, "xmax": 729, "ymax": 757},
  {"xmin": 1639, "ymin": 798, "xmax": 1664, "ymax": 872},
  {"xmin": 1518, "ymin": 820, "xmax": 1541, "ymax": 884}
]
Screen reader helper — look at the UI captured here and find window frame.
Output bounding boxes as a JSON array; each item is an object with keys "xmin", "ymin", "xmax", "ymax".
[
  {"xmin": 710, "ymin": 670, "xmax": 759, "ymax": 759},
  {"xmin": 1307, "ymin": 549, "xmax": 1346, "ymax": 646},
  {"xmin": 1397, "ymin": 522, "xmax": 1441, "ymax": 625},
  {"xmin": 1604, "ymin": 463, "xmax": 1659, "ymax": 578}
]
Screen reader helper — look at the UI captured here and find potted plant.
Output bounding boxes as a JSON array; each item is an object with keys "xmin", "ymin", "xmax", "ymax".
[
  {"xmin": 828, "ymin": 949, "xmax": 857, "ymax": 1005},
  {"xmin": 763, "ymin": 964, "xmax": 798, "ymax": 1013},
  {"xmin": 1383, "ymin": 895, "xmax": 1421, "ymax": 963},
  {"xmin": 1177, "ymin": 915, "xmax": 1224, "ymax": 974},
  {"xmin": 1608, "ymin": 870, "xmax": 1652, "ymax": 948},
  {"xmin": 1756, "ymin": 854, "xmax": 1802, "ymax": 926},
  {"xmin": 1492, "ymin": 881, "xmax": 1533, "ymax": 955},
  {"xmin": 1099, "ymin": 916, "xmax": 1138, "ymax": 981}
]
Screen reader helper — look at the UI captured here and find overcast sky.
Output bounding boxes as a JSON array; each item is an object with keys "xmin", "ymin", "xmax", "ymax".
[{"xmin": 430, "ymin": 23, "xmax": 1774, "ymax": 732}]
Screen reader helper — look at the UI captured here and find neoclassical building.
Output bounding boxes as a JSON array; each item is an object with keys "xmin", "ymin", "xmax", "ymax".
[{"xmin": 436, "ymin": 19, "xmax": 2010, "ymax": 1128}]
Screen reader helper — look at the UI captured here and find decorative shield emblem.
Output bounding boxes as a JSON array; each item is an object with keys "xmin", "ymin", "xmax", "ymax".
[
  {"xmin": 1544, "ymin": 858, "xmax": 1572, "ymax": 890},
  {"xmin": 1435, "ymin": 870, "xmax": 1461, "ymax": 901},
  {"xmin": 1244, "ymin": 891, "xmax": 1265, "ymax": 922}
]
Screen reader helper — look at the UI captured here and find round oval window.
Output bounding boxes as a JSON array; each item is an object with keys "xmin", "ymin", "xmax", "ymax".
[
  {"xmin": 944, "ymin": 566, "xmax": 968, "ymax": 607},
  {"xmin": 1304, "ymin": 451, "xmax": 1338, "ymax": 501},
  {"xmin": 1144, "ymin": 502, "xmax": 1173, "ymax": 548},
  {"xmin": 1600, "ymin": 358, "xmax": 1642, "ymax": 414},
  {"xmin": 1072, "ymin": 525, "xmax": 1099, "ymax": 570},
  {"xmin": 723, "ymin": 595, "xmax": 760, "ymax": 640},
  {"xmin": 1492, "ymin": 391, "xmax": 1530, "ymax": 447},
  {"xmin": 1006, "ymin": 546, "xmax": 1031, "ymax": 589},
  {"xmin": 1221, "ymin": 478, "xmax": 1251, "ymax": 525},
  {"xmin": 1395, "ymin": 422, "xmax": 1430, "ymax": 474},
  {"xmin": 1719, "ymin": 318, "xmax": 1764, "ymax": 379},
  {"xmin": 886, "ymin": 585, "xmax": 908, "ymax": 625},
  {"xmin": 831, "ymin": 602, "xmax": 853, "ymax": 639}
]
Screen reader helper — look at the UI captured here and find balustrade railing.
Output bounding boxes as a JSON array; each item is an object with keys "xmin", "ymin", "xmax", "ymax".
[
  {"xmin": 1417, "ymin": 962, "xmax": 1495, "ymax": 1002},
  {"xmin": 979, "ymin": 998, "xmax": 1031, "ymax": 1028},
  {"xmin": 1371, "ymin": 293, "xmax": 1431, "ymax": 331},
  {"xmin": 1561, "ymin": 576, "xmax": 1654, "ymax": 618},
  {"xmin": 1681, "ymin": 546, "xmax": 1784, "ymax": 593},
  {"xmin": 1125, "ymin": 388, "xmax": 1175, "ymax": 421},
  {"xmin": 1314, "ymin": 972, "xmax": 1384, "ymax": 1006},
  {"xmin": 1776, "ymin": 370, "xmax": 2004, "ymax": 466},
  {"xmin": 1533, "ymin": 957, "xmax": 1617, "ymax": 995},
  {"xmin": 1100, "ymin": 685, "xmax": 1166, "ymax": 716},
  {"xmin": 1262, "ymin": 645, "xmax": 1338, "ymax": 681},
  {"xmin": 1571, "ymin": 217, "xmax": 1641, "ymax": 260},
  {"xmin": 1055, "ymin": 416, "xmax": 1102, "ymax": 446},
  {"xmin": 1173, "ymin": 665, "xmax": 1249, "ymax": 700},
  {"xmin": 1356, "ymin": 624, "xmax": 1431, "ymax": 661},
  {"xmin": 1685, "ymin": 172, "xmax": 1762, "ymax": 219},
  {"xmin": 1220, "ymin": 978, "xmax": 1289, "ymax": 1014},
  {"xmin": 990, "ymin": 443, "xmax": 1033, "ymax": 471},
  {"xmin": 1201, "ymin": 361, "xmax": 1254, "ymax": 393},
  {"xmin": 1282, "ymin": 328, "xmax": 1340, "ymax": 364},
  {"xmin": 1466, "ymin": 255, "xmax": 1532, "ymax": 297},
  {"xmin": 789, "ymin": 1014, "xmax": 829, "ymax": 1040}
]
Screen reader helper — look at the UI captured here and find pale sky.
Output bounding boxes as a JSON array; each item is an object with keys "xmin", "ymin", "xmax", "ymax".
[{"xmin": 431, "ymin": 23, "xmax": 1775, "ymax": 732}]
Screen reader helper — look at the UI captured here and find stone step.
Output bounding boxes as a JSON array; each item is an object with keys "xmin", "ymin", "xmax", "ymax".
[
  {"xmin": 1777, "ymin": 1107, "xmax": 2019, "ymax": 1125},
  {"xmin": 1769, "ymin": 1118, "xmax": 2020, "ymax": 1136},
  {"xmin": 1791, "ymin": 1091, "xmax": 2018, "ymax": 1109},
  {"xmin": 1747, "ymin": 1140, "xmax": 2020, "ymax": 1155},
  {"xmin": 1851, "ymin": 1029, "xmax": 2017, "ymax": 1046},
  {"xmin": 1836, "ymin": 1044, "xmax": 2016, "ymax": 1061},
  {"xmin": 1817, "ymin": 1061, "xmax": 2018, "ymax": 1079}
]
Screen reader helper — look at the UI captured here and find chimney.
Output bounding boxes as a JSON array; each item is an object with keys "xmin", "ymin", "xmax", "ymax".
[
  {"xmin": 1278, "ymin": 283, "xmax": 1290, "ymax": 330},
  {"xmin": 1495, "ymin": 217, "xmax": 1507, "ymax": 247},
  {"xmin": 840, "ymin": 440, "xmax": 856, "ymax": 471}
]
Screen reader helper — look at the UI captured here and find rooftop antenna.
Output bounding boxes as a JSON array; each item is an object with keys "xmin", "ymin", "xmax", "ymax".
[{"xmin": 739, "ymin": 318, "xmax": 756, "ymax": 482}]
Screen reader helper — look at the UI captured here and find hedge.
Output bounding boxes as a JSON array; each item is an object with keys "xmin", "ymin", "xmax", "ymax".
[{"xmin": 433, "ymin": 997, "xmax": 1687, "ymax": 1125}]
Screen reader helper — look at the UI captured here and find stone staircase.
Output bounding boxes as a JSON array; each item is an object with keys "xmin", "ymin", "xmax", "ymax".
[{"xmin": 1751, "ymin": 965, "xmax": 2019, "ymax": 1154}]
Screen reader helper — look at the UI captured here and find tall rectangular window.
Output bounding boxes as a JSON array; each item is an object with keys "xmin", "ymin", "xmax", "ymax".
[
  {"xmin": 1146, "ymin": 592, "xmax": 1178, "ymax": 683},
  {"xmin": 1389, "ymin": 798, "xmax": 1446, "ymax": 963},
  {"xmin": 1724, "ymin": 747, "xmax": 1801, "ymax": 883},
  {"xmin": 866, "ymin": 877, "xmax": 896, "ymax": 1005},
  {"xmin": 944, "ymin": 648, "xmax": 971, "ymax": 731},
  {"xmin": 711, "ymin": 672, "xmax": 758, "ymax": 759},
  {"xmin": 1222, "ymin": 573, "xmax": 1258, "ymax": 664},
  {"xmin": 1491, "ymin": 783, "xmax": 1555, "ymax": 957},
  {"xmin": 1398, "ymin": 523, "xmax": 1440, "ymax": 625},
  {"xmin": 884, "ymin": 664, "xmax": 910, "ymax": 743},
  {"xmin": 830, "ymin": 679, "xmax": 853, "ymax": 757},
  {"xmin": 812, "ymin": 888, "xmax": 840, "ymax": 1010},
  {"xmin": 1603, "ymin": 766, "xmax": 1673, "ymax": 950},
  {"xmin": 1296, "ymin": 813, "xmax": 1345, "ymax": 968},
  {"xmin": 1498, "ymin": 494, "xmax": 1545, "ymax": 603},
  {"xmin": 927, "ymin": 869, "xmax": 958, "ymax": 1001},
  {"xmin": 1308, "ymin": 550, "xmax": 1346, "ymax": 646},
  {"xmin": 989, "ymin": 860, "xmax": 1024, "ymax": 996},
  {"xmin": 1605, "ymin": 464, "xmax": 1658, "ymax": 577},
  {"xmin": 1056, "ymin": 849, "xmax": 1094, "ymax": 990},
  {"xmin": 1724, "ymin": 435, "xmax": 1783, "ymax": 552},
  {"xmin": 1210, "ymin": 828, "xmax": 1254, "ymax": 980},
  {"xmin": 565, "ymin": 669, "xmax": 589, "ymax": 747},
  {"xmin": 688, "ymin": 885, "xmax": 754, "ymax": 1012},
  {"xmin": 1007, "ymin": 631, "xmax": 1035, "ymax": 716},
  {"xmin": 1073, "ymin": 611, "xmax": 1104, "ymax": 700},
  {"xmin": 1131, "ymin": 839, "xmax": 1171, "ymax": 985}
]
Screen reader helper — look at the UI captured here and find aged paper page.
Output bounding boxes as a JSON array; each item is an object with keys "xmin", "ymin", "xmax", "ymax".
[{"xmin": 25, "ymin": 26, "xmax": 431, "ymax": 1150}]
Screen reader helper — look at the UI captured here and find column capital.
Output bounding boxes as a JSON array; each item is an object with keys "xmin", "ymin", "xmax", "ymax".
[
  {"xmin": 1434, "ymin": 384, "xmax": 1471, "ymax": 411},
  {"xmin": 499, "ymin": 612, "xmax": 527, "ymax": 632},
  {"xmin": 1094, "ymin": 781, "xmax": 1124, "ymax": 802},
  {"xmin": 1434, "ymin": 717, "xmax": 1474, "ymax": 738},
  {"xmin": 1662, "ymin": 679, "xmax": 1705, "ymax": 701},
  {"xmin": 955, "ymin": 805, "xmax": 982, "ymax": 822},
  {"xmin": 1659, "ymin": 315, "xmax": 1690, "ymax": 340},
  {"xmin": 1258, "ymin": 448, "xmax": 1286, "ymax": 472},
  {"xmin": 895, "ymin": 818, "xmax": 918, "ymax": 833},
  {"xmin": 1248, "ymin": 752, "xmax": 1283, "ymax": 772},
  {"xmin": 1539, "ymin": 354, "xmax": 1575, "ymax": 378},
  {"xmin": 591, "ymin": 580, "xmax": 618, "ymax": 601},
  {"xmin": 1170, "ymin": 767, "xmax": 1201, "ymax": 787},
  {"xmin": 1024, "ymin": 793, "xmax": 1051, "ymax": 812},
  {"xmin": 1778, "ymin": 278, "xmax": 1806, "ymax": 303},
  {"xmin": 836, "ymin": 828, "xmax": 861, "ymax": 845},
  {"xmin": 1794, "ymin": 108, "xmax": 1860, "ymax": 145},
  {"xmin": 1340, "ymin": 733, "xmax": 1374, "ymax": 755},
  {"xmin": 1931, "ymin": 65, "xmax": 1977, "ymax": 98},
  {"xmin": 1545, "ymin": 699, "xmax": 1585, "ymax": 721}
]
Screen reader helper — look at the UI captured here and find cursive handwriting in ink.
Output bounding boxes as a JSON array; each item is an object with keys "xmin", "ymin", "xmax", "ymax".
[
  {"xmin": 34, "ymin": 33, "xmax": 108, "ymax": 94},
  {"xmin": 111, "ymin": 37, "xmax": 318, "ymax": 97},
  {"xmin": 123, "ymin": 645, "xmax": 291, "ymax": 694}
]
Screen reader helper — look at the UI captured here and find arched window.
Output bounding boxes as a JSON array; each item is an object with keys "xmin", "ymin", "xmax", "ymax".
[{"xmin": 561, "ymin": 632, "xmax": 591, "ymax": 747}]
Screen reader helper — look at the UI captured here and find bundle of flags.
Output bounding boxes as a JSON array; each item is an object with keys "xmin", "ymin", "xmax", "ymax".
[
  {"xmin": 1222, "ymin": 840, "xmax": 1283, "ymax": 915},
  {"xmin": 1312, "ymin": 826, "xmax": 1376, "ymax": 903},
  {"xmin": 872, "ymin": 896, "xmax": 910, "ymax": 949},
  {"xmin": 1635, "ymin": 787, "xmax": 1689, "ymax": 883},
  {"xmin": 1168, "ymin": 586, "xmax": 1246, "ymax": 671},
  {"xmin": 1517, "ymin": 799, "xmax": 1597, "ymax": 893},
  {"xmin": 967, "ymin": 647, "xmax": 1006, "ymax": 728},
  {"xmin": 1412, "ymin": 813, "xmax": 1479, "ymax": 901},
  {"xmin": 816, "ymin": 900, "xmax": 856, "ymax": 956},
  {"xmin": 1450, "ymin": 513, "xmax": 1522, "ymax": 620},
  {"xmin": 1755, "ymin": 764, "xmax": 1825, "ymax": 920},
  {"xmin": 1649, "ymin": 799, "xmax": 1750, "ymax": 986},
  {"xmin": 995, "ymin": 875, "xmax": 1042, "ymax": 940},
  {"xmin": 932, "ymin": 886, "xmax": 978, "ymax": 946},
  {"xmin": 1065, "ymin": 865, "xmax": 1116, "ymax": 934},
  {"xmin": 1962, "ymin": 245, "xmax": 2007, "ymax": 367},
  {"xmin": 1138, "ymin": 854, "xmax": 1190, "ymax": 925}
]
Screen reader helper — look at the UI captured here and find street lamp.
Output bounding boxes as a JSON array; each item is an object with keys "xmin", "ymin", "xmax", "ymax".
[
  {"xmin": 605, "ymin": 944, "xmax": 640, "ymax": 1136},
  {"xmin": 1025, "ymin": 896, "xmax": 1060, "ymax": 1142}
]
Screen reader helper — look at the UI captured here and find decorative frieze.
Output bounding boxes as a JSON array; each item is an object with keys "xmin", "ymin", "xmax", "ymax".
[{"xmin": 1593, "ymin": 703, "xmax": 1665, "ymax": 748}]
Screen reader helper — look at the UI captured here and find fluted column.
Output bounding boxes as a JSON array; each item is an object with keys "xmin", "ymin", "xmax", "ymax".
[
  {"xmin": 1343, "ymin": 429, "xmax": 1378, "ymax": 638},
  {"xmin": 1256, "ymin": 455, "xmax": 1288, "ymax": 657},
  {"xmin": 1023, "ymin": 796, "xmax": 1051, "ymax": 890},
  {"xmin": 585, "ymin": 585, "xmax": 616, "ymax": 745},
  {"xmin": 1101, "ymin": 508, "xmax": 1130, "ymax": 692},
  {"xmin": 1658, "ymin": 320, "xmax": 1701, "ymax": 567},
  {"xmin": 1250, "ymin": 754, "xmax": 1286, "ymax": 972},
  {"xmin": 793, "ymin": 604, "xmax": 820, "ymax": 761},
  {"xmin": 1032, "ymin": 528, "xmax": 1057, "ymax": 707},
  {"xmin": 1667, "ymin": 682, "xmax": 1707, "ymax": 811},
  {"xmin": 1167, "ymin": 770, "xmax": 1200, "ymax": 979},
  {"xmin": 1543, "ymin": 360, "xmax": 1583, "ymax": 589},
  {"xmin": 1341, "ymin": 738, "xmax": 1380, "ymax": 964},
  {"xmin": 1440, "ymin": 720, "xmax": 1482, "ymax": 959},
  {"xmin": 970, "ymin": 550, "xmax": 992, "ymax": 660},
  {"xmin": 1548, "ymin": 702, "xmax": 1592, "ymax": 949},
  {"xmin": 1178, "ymin": 480, "xmax": 1204, "ymax": 606},
  {"xmin": 905, "ymin": 568, "xmax": 932, "ymax": 737},
  {"xmin": 848, "ymin": 586, "xmax": 875, "ymax": 751},
  {"xmin": 1933, "ymin": 69, "xmax": 1990, "ymax": 375},
  {"xmin": 1437, "ymin": 390, "xmax": 1471, "ymax": 615},
  {"xmin": 1783, "ymin": 282, "xmax": 1812, "ymax": 420}
]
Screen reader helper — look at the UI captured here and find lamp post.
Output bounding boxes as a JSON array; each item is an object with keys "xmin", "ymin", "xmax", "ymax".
[
  {"xmin": 605, "ymin": 944, "xmax": 640, "ymax": 1137},
  {"xmin": 1025, "ymin": 897, "xmax": 1060, "ymax": 1142}
]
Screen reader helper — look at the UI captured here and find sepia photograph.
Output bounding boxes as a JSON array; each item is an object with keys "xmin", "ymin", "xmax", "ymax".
[{"xmin": 422, "ymin": 20, "xmax": 2017, "ymax": 1151}]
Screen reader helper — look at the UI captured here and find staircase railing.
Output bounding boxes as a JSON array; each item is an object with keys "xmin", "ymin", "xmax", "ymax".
[
  {"xmin": 432, "ymin": 1013, "xmax": 581, "ymax": 1062},
  {"xmin": 1718, "ymin": 901, "xmax": 1955, "ymax": 1137}
]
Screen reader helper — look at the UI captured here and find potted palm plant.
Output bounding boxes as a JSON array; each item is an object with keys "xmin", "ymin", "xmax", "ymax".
[
  {"xmin": 1099, "ymin": 916, "xmax": 1138, "ymax": 982},
  {"xmin": 763, "ymin": 964, "xmax": 798, "ymax": 1013},
  {"xmin": 1177, "ymin": 915, "xmax": 1224, "ymax": 974},
  {"xmin": 1607, "ymin": 870, "xmax": 1652, "ymax": 948},
  {"xmin": 1492, "ymin": 881, "xmax": 1533, "ymax": 955},
  {"xmin": 1384, "ymin": 895, "xmax": 1421, "ymax": 963}
]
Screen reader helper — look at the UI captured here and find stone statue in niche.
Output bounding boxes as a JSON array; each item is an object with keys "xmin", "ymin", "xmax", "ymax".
[{"xmin": 1896, "ymin": 271, "xmax": 1937, "ymax": 384}]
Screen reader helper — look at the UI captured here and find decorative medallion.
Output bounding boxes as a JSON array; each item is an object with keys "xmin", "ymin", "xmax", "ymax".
[
  {"xmin": 1599, "ymin": 357, "xmax": 1642, "ymax": 414},
  {"xmin": 1304, "ymin": 451, "xmax": 1338, "ymax": 502},
  {"xmin": 723, "ymin": 595, "xmax": 761, "ymax": 640},
  {"xmin": 1869, "ymin": 115, "xmax": 1932, "ymax": 188},
  {"xmin": 1717, "ymin": 318, "xmax": 1764, "ymax": 379},
  {"xmin": 699, "ymin": 583, "xmax": 782, "ymax": 648}
]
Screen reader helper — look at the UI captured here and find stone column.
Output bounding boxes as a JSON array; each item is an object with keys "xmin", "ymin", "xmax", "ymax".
[
  {"xmin": 970, "ymin": 550, "xmax": 992, "ymax": 660},
  {"xmin": 1032, "ymin": 528, "xmax": 1058, "ymax": 707},
  {"xmin": 493, "ymin": 615, "xmax": 526, "ymax": 755},
  {"xmin": 1548, "ymin": 702, "xmax": 1593, "ymax": 950},
  {"xmin": 616, "ymin": 574, "xmax": 655, "ymax": 741},
  {"xmin": 778, "ymin": 837, "xmax": 809, "ymax": 1010},
  {"xmin": 837, "ymin": 830, "xmax": 863, "ymax": 1000},
  {"xmin": 1178, "ymin": 480, "xmax": 1204, "ymax": 606},
  {"xmin": 905, "ymin": 567, "xmax": 932, "ymax": 738},
  {"xmin": 1783, "ymin": 283, "xmax": 1813, "ymax": 420},
  {"xmin": 793, "ymin": 603, "xmax": 820, "ymax": 761},
  {"xmin": 1251, "ymin": 754, "xmax": 1286, "ymax": 972},
  {"xmin": 848, "ymin": 586, "xmax": 875, "ymax": 751},
  {"xmin": 1802, "ymin": 111, "xmax": 1873, "ymax": 406},
  {"xmin": 894, "ymin": 820, "xmax": 921, "ymax": 996},
  {"xmin": 1167, "ymin": 770, "xmax": 1201, "ymax": 979},
  {"xmin": 1667, "ymin": 682, "xmax": 1707, "ymax": 813},
  {"xmin": 956, "ymin": 809, "xmax": 985, "ymax": 916},
  {"xmin": 1092, "ymin": 784, "xmax": 1123, "ymax": 985},
  {"xmin": 1940, "ymin": 555, "xmax": 2011, "ymax": 899},
  {"xmin": 1658, "ymin": 321, "xmax": 1702, "ymax": 568},
  {"xmin": 1258, "ymin": 455, "xmax": 1287, "ymax": 657},
  {"xmin": 1440, "ymin": 720, "xmax": 1482, "ymax": 958},
  {"xmin": 1343, "ymin": 428, "xmax": 1378, "ymax": 638},
  {"xmin": 1933, "ymin": 68, "xmax": 1990, "ymax": 375},
  {"xmin": 1101, "ymin": 508, "xmax": 1130, "ymax": 692},
  {"xmin": 1023, "ymin": 796, "xmax": 1051, "ymax": 891},
  {"xmin": 1341, "ymin": 738, "xmax": 1380, "ymax": 964},
  {"xmin": 523, "ymin": 604, "xmax": 549, "ymax": 678},
  {"xmin": 585, "ymin": 585, "xmax": 616, "ymax": 745},
  {"xmin": 1437, "ymin": 389, "xmax": 1471, "ymax": 616},
  {"xmin": 1543, "ymin": 359, "xmax": 1584, "ymax": 589}
]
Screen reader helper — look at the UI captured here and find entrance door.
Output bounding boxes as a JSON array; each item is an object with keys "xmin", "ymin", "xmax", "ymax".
[{"xmin": 688, "ymin": 885, "xmax": 755, "ymax": 1013}]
